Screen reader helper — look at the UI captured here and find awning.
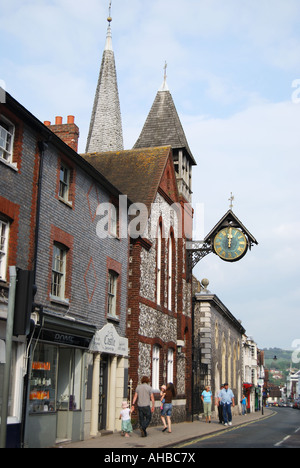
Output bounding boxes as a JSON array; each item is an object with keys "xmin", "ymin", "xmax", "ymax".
[
  {"xmin": 33, "ymin": 311, "xmax": 96, "ymax": 349},
  {"xmin": 243, "ymin": 383, "xmax": 253, "ymax": 389}
]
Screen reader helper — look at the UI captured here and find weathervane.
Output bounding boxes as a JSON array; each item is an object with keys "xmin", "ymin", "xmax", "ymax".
[
  {"xmin": 229, "ymin": 192, "xmax": 234, "ymax": 210},
  {"xmin": 164, "ymin": 61, "xmax": 167, "ymax": 81},
  {"xmin": 108, "ymin": 1, "xmax": 112, "ymax": 22}
]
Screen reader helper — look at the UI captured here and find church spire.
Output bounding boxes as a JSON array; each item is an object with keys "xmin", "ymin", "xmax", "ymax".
[{"xmin": 86, "ymin": 1, "xmax": 124, "ymax": 153}]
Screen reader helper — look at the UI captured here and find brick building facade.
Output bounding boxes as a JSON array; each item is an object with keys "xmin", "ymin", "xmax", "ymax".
[
  {"xmin": 0, "ymin": 92, "xmax": 130, "ymax": 447},
  {"xmin": 84, "ymin": 145, "xmax": 193, "ymax": 422}
]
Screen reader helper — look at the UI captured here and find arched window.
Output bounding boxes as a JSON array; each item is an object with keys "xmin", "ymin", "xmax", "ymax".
[
  {"xmin": 168, "ymin": 236, "xmax": 172, "ymax": 310},
  {"xmin": 156, "ymin": 224, "xmax": 162, "ymax": 306},
  {"xmin": 167, "ymin": 348, "xmax": 174, "ymax": 383},
  {"xmin": 152, "ymin": 345, "xmax": 160, "ymax": 390}
]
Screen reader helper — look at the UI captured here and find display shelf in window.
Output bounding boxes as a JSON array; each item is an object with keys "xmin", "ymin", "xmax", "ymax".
[{"xmin": 29, "ymin": 343, "xmax": 57, "ymax": 414}]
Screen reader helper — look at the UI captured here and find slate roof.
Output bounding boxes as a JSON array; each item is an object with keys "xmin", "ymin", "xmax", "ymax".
[
  {"xmin": 134, "ymin": 89, "xmax": 196, "ymax": 165},
  {"xmin": 82, "ymin": 146, "xmax": 173, "ymax": 211},
  {"xmin": 86, "ymin": 23, "xmax": 124, "ymax": 153}
]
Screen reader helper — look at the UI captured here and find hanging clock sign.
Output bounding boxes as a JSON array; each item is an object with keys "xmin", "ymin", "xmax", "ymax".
[
  {"xmin": 213, "ymin": 227, "xmax": 248, "ymax": 262},
  {"xmin": 186, "ymin": 205, "xmax": 258, "ymax": 276}
]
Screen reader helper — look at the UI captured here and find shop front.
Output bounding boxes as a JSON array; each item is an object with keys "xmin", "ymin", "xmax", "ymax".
[
  {"xmin": 243, "ymin": 383, "xmax": 253, "ymax": 414},
  {"xmin": 25, "ymin": 312, "xmax": 96, "ymax": 448},
  {"xmin": 0, "ymin": 308, "xmax": 26, "ymax": 448},
  {"xmin": 88, "ymin": 323, "xmax": 129, "ymax": 436}
]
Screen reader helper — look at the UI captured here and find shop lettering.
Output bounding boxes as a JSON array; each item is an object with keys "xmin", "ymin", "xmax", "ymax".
[
  {"xmin": 104, "ymin": 331, "xmax": 115, "ymax": 347},
  {"xmin": 55, "ymin": 333, "xmax": 75, "ymax": 344}
]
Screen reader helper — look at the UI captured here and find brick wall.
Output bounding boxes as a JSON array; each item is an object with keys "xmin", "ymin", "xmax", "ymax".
[
  {"xmin": 45, "ymin": 116, "xmax": 79, "ymax": 152},
  {"xmin": 35, "ymin": 143, "xmax": 129, "ymax": 335}
]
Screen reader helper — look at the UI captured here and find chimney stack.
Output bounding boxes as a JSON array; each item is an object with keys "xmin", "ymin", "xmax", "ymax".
[{"xmin": 44, "ymin": 115, "xmax": 80, "ymax": 152}]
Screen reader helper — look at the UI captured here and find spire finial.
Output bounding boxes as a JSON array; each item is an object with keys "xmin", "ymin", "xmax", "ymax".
[
  {"xmin": 108, "ymin": 1, "xmax": 112, "ymax": 23},
  {"xmin": 105, "ymin": 1, "xmax": 113, "ymax": 51},
  {"xmin": 159, "ymin": 61, "xmax": 169, "ymax": 91}
]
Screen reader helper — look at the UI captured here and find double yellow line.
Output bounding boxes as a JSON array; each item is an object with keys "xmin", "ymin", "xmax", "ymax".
[{"xmin": 175, "ymin": 411, "xmax": 276, "ymax": 448}]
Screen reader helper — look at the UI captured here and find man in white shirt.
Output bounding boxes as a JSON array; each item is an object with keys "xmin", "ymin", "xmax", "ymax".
[{"xmin": 218, "ymin": 383, "xmax": 235, "ymax": 426}]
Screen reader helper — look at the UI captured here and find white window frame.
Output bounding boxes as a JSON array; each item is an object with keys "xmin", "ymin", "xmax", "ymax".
[
  {"xmin": 59, "ymin": 163, "xmax": 71, "ymax": 203},
  {"xmin": 0, "ymin": 116, "xmax": 15, "ymax": 166},
  {"xmin": 167, "ymin": 349, "xmax": 174, "ymax": 384},
  {"xmin": 109, "ymin": 204, "xmax": 118, "ymax": 238},
  {"xmin": 51, "ymin": 243, "xmax": 67, "ymax": 299},
  {"xmin": 168, "ymin": 236, "xmax": 173, "ymax": 311},
  {"xmin": 152, "ymin": 345, "xmax": 160, "ymax": 390},
  {"xmin": 107, "ymin": 270, "xmax": 118, "ymax": 317},
  {"xmin": 0, "ymin": 219, "xmax": 9, "ymax": 281}
]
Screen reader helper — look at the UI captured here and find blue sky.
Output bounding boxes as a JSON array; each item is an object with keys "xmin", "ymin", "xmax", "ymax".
[{"xmin": 1, "ymin": 0, "xmax": 300, "ymax": 349}]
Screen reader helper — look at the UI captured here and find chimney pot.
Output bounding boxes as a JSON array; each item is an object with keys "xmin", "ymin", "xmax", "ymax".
[
  {"xmin": 55, "ymin": 116, "xmax": 63, "ymax": 125},
  {"xmin": 44, "ymin": 121, "xmax": 51, "ymax": 127},
  {"xmin": 67, "ymin": 115, "xmax": 75, "ymax": 124}
]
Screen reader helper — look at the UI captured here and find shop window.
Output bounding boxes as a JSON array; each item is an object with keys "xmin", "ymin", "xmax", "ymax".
[
  {"xmin": 57, "ymin": 348, "xmax": 82, "ymax": 411},
  {"xmin": 29, "ymin": 343, "xmax": 58, "ymax": 413},
  {"xmin": 29, "ymin": 344, "xmax": 83, "ymax": 414}
]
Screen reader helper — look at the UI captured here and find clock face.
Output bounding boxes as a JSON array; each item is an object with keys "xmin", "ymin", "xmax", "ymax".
[{"xmin": 213, "ymin": 228, "xmax": 248, "ymax": 262}]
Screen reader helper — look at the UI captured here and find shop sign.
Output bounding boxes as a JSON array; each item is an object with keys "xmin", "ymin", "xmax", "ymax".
[
  {"xmin": 89, "ymin": 323, "xmax": 128, "ymax": 356},
  {"xmin": 0, "ymin": 339, "xmax": 5, "ymax": 363},
  {"xmin": 40, "ymin": 329, "xmax": 91, "ymax": 349}
]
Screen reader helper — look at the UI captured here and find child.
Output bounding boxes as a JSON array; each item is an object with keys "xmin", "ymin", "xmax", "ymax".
[
  {"xmin": 119, "ymin": 401, "xmax": 133, "ymax": 438},
  {"xmin": 160, "ymin": 385, "xmax": 167, "ymax": 431}
]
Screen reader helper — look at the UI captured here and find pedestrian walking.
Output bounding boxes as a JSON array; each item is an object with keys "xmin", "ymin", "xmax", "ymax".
[
  {"xmin": 161, "ymin": 383, "xmax": 176, "ymax": 433},
  {"xmin": 201, "ymin": 386, "xmax": 213, "ymax": 423},
  {"xmin": 216, "ymin": 385, "xmax": 224, "ymax": 424},
  {"xmin": 241, "ymin": 395, "xmax": 247, "ymax": 415},
  {"xmin": 218, "ymin": 383, "xmax": 235, "ymax": 426},
  {"xmin": 131, "ymin": 376, "xmax": 155, "ymax": 437},
  {"xmin": 119, "ymin": 401, "xmax": 133, "ymax": 438},
  {"xmin": 160, "ymin": 385, "xmax": 166, "ymax": 426}
]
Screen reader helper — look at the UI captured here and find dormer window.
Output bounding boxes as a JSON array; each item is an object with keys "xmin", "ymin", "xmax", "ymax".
[{"xmin": 0, "ymin": 117, "xmax": 14, "ymax": 164}]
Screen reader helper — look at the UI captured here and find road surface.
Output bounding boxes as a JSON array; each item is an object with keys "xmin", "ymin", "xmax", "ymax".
[{"xmin": 175, "ymin": 408, "xmax": 300, "ymax": 448}]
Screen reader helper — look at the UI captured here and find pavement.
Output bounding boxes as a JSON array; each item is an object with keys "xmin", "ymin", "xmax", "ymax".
[{"xmin": 60, "ymin": 409, "xmax": 274, "ymax": 449}]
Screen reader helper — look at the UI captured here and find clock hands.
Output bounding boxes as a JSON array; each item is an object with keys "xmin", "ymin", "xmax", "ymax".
[{"xmin": 227, "ymin": 228, "xmax": 233, "ymax": 248}]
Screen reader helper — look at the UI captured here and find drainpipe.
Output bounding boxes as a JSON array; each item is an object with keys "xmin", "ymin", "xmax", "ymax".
[
  {"xmin": 191, "ymin": 296, "xmax": 196, "ymax": 422},
  {"xmin": 33, "ymin": 141, "xmax": 48, "ymax": 282},
  {"xmin": 20, "ymin": 140, "xmax": 47, "ymax": 448}
]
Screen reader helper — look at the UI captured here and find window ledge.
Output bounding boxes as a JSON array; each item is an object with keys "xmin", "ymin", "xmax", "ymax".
[
  {"xmin": 0, "ymin": 158, "xmax": 18, "ymax": 172},
  {"xmin": 49, "ymin": 294, "xmax": 70, "ymax": 307},
  {"xmin": 58, "ymin": 197, "xmax": 73, "ymax": 209},
  {"xmin": 107, "ymin": 314, "xmax": 120, "ymax": 323}
]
